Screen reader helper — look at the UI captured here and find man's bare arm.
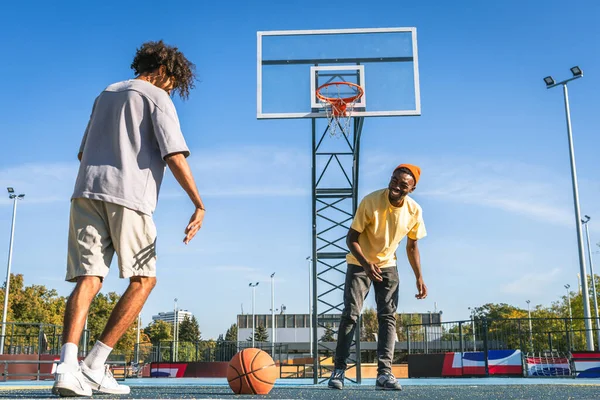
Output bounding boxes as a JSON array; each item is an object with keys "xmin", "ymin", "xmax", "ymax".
[
  {"xmin": 406, "ymin": 238, "xmax": 427, "ymax": 299},
  {"xmin": 165, "ymin": 152, "xmax": 205, "ymax": 244}
]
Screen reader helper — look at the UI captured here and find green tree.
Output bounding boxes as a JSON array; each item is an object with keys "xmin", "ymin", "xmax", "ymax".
[
  {"xmin": 201, "ymin": 339, "xmax": 217, "ymax": 361},
  {"xmin": 225, "ymin": 323, "xmax": 238, "ymax": 342},
  {"xmin": 564, "ymin": 276, "xmax": 600, "ymax": 351},
  {"xmin": 112, "ymin": 322, "xmax": 150, "ymax": 362},
  {"xmin": 466, "ymin": 300, "xmax": 581, "ymax": 352},
  {"xmin": 247, "ymin": 324, "xmax": 269, "ymax": 342},
  {"xmin": 84, "ymin": 291, "xmax": 141, "ymax": 358},
  {"xmin": 361, "ymin": 307, "xmax": 378, "ymax": 341},
  {"xmin": 396, "ymin": 314, "xmax": 422, "ymax": 342},
  {"xmin": 256, "ymin": 325, "xmax": 269, "ymax": 342},
  {"xmin": 144, "ymin": 320, "xmax": 173, "ymax": 345},
  {"xmin": 320, "ymin": 323, "xmax": 336, "ymax": 342},
  {"xmin": 87, "ymin": 292, "xmax": 120, "ymax": 341},
  {"xmin": 85, "ymin": 292, "xmax": 120, "ymax": 348},
  {"xmin": 215, "ymin": 334, "xmax": 236, "ymax": 361},
  {"xmin": 179, "ymin": 315, "xmax": 201, "ymax": 342},
  {"xmin": 0, "ymin": 273, "xmax": 143, "ymax": 357},
  {"xmin": 135, "ymin": 330, "xmax": 153, "ymax": 364},
  {"xmin": 0, "ymin": 273, "xmax": 67, "ymax": 326},
  {"xmin": 473, "ymin": 303, "xmax": 525, "ymax": 321}
]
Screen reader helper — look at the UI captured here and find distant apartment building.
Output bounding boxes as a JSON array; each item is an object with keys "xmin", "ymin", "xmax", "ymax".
[{"xmin": 152, "ymin": 310, "xmax": 193, "ymax": 325}]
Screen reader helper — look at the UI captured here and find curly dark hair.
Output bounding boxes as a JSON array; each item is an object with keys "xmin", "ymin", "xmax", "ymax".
[{"xmin": 130, "ymin": 40, "xmax": 196, "ymax": 100}]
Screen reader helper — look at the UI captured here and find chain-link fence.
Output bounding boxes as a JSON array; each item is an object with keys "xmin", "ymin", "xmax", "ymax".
[
  {"xmin": 3, "ymin": 317, "xmax": 598, "ymax": 365},
  {"xmin": 405, "ymin": 317, "xmax": 597, "ymax": 354},
  {"xmin": 138, "ymin": 340, "xmax": 288, "ymax": 364},
  {"xmin": 0, "ymin": 322, "xmax": 63, "ymax": 355}
]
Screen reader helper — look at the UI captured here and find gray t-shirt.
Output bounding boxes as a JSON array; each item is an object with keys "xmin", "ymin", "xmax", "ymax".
[{"xmin": 72, "ymin": 79, "xmax": 189, "ymax": 215}]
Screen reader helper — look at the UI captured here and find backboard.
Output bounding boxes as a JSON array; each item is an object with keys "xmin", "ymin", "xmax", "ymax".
[{"xmin": 257, "ymin": 27, "xmax": 421, "ymax": 119}]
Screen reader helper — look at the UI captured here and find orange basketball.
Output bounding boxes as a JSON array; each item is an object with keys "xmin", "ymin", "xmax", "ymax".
[{"xmin": 227, "ymin": 348, "xmax": 277, "ymax": 395}]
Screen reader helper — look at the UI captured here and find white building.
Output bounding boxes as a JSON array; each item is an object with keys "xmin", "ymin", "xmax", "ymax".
[
  {"xmin": 237, "ymin": 312, "xmax": 442, "ymax": 344},
  {"xmin": 237, "ymin": 313, "xmax": 331, "ymax": 344},
  {"xmin": 152, "ymin": 310, "xmax": 193, "ymax": 325}
]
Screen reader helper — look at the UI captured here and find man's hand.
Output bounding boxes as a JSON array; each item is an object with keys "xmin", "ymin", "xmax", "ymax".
[
  {"xmin": 165, "ymin": 152, "xmax": 206, "ymax": 245},
  {"xmin": 347, "ymin": 228, "xmax": 383, "ymax": 282},
  {"xmin": 184, "ymin": 208, "xmax": 205, "ymax": 244},
  {"xmin": 415, "ymin": 277, "xmax": 427, "ymax": 299},
  {"xmin": 364, "ymin": 262, "xmax": 383, "ymax": 282}
]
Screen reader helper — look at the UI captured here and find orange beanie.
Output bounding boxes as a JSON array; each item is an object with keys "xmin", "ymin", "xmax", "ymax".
[{"xmin": 394, "ymin": 164, "xmax": 421, "ymax": 184}]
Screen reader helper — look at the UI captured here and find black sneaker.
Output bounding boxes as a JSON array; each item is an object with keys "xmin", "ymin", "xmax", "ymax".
[
  {"xmin": 328, "ymin": 369, "xmax": 345, "ymax": 390},
  {"xmin": 376, "ymin": 373, "xmax": 402, "ymax": 390}
]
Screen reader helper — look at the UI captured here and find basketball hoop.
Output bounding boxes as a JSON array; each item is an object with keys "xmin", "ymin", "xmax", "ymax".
[{"xmin": 316, "ymin": 82, "xmax": 364, "ymax": 137}]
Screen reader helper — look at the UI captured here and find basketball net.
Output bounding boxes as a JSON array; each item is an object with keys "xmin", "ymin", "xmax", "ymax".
[{"xmin": 316, "ymin": 82, "xmax": 364, "ymax": 137}]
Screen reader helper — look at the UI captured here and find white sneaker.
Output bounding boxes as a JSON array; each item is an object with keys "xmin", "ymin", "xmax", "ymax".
[
  {"xmin": 52, "ymin": 362, "xmax": 93, "ymax": 397},
  {"xmin": 80, "ymin": 362, "xmax": 131, "ymax": 395}
]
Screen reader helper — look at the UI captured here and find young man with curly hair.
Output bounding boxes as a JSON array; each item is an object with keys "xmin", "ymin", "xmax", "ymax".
[
  {"xmin": 328, "ymin": 164, "xmax": 428, "ymax": 391},
  {"xmin": 52, "ymin": 40, "xmax": 205, "ymax": 397}
]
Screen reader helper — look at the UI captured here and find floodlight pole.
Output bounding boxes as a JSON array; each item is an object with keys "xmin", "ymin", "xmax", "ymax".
[
  {"xmin": 173, "ymin": 298, "xmax": 178, "ymax": 362},
  {"xmin": 546, "ymin": 71, "xmax": 593, "ymax": 350},
  {"xmin": 468, "ymin": 307, "xmax": 476, "ymax": 351},
  {"xmin": 526, "ymin": 300, "xmax": 533, "ymax": 350},
  {"xmin": 135, "ymin": 314, "xmax": 141, "ymax": 365},
  {"xmin": 249, "ymin": 282, "xmax": 259, "ymax": 348},
  {"xmin": 582, "ymin": 217, "xmax": 600, "ymax": 350},
  {"xmin": 0, "ymin": 189, "xmax": 24, "ymax": 355},
  {"xmin": 270, "ymin": 273, "xmax": 275, "ymax": 357},
  {"xmin": 565, "ymin": 284, "xmax": 573, "ymax": 349},
  {"xmin": 82, "ymin": 317, "xmax": 88, "ymax": 356}
]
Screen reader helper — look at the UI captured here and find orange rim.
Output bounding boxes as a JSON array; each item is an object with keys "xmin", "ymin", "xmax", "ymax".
[{"xmin": 316, "ymin": 82, "xmax": 364, "ymax": 116}]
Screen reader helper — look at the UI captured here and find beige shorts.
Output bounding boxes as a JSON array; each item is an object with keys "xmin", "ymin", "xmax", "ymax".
[{"xmin": 66, "ymin": 198, "xmax": 157, "ymax": 282}]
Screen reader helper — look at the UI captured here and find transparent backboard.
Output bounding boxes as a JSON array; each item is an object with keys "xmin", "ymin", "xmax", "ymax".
[{"xmin": 257, "ymin": 27, "xmax": 420, "ymax": 119}]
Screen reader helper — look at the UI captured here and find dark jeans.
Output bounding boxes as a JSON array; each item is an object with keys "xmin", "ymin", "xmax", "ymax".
[{"xmin": 333, "ymin": 264, "xmax": 399, "ymax": 375}]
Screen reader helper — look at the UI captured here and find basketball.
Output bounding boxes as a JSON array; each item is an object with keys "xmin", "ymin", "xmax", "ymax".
[{"xmin": 227, "ymin": 348, "xmax": 278, "ymax": 395}]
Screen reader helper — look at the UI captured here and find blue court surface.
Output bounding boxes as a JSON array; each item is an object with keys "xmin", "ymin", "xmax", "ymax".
[{"xmin": 1, "ymin": 378, "xmax": 599, "ymax": 399}]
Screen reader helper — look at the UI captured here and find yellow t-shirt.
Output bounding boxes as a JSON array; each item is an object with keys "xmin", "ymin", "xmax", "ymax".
[{"xmin": 346, "ymin": 189, "xmax": 427, "ymax": 268}]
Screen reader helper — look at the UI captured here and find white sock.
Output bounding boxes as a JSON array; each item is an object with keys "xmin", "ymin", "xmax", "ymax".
[
  {"xmin": 60, "ymin": 342, "xmax": 79, "ymax": 366},
  {"xmin": 84, "ymin": 341, "xmax": 113, "ymax": 370}
]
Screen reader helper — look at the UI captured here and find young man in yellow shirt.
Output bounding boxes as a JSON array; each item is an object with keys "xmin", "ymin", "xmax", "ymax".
[{"xmin": 328, "ymin": 164, "xmax": 428, "ymax": 391}]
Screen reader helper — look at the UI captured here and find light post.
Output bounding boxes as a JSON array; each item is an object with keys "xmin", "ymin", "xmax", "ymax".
[
  {"xmin": 249, "ymin": 282, "xmax": 259, "ymax": 348},
  {"xmin": 0, "ymin": 187, "xmax": 25, "ymax": 355},
  {"xmin": 468, "ymin": 307, "xmax": 476, "ymax": 351},
  {"xmin": 82, "ymin": 316, "xmax": 89, "ymax": 356},
  {"xmin": 544, "ymin": 66, "xmax": 593, "ymax": 350},
  {"xmin": 582, "ymin": 216, "xmax": 600, "ymax": 350},
  {"xmin": 270, "ymin": 273, "xmax": 275, "ymax": 357},
  {"xmin": 173, "ymin": 298, "xmax": 178, "ymax": 362},
  {"xmin": 565, "ymin": 284, "xmax": 573, "ymax": 347},
  {"xmin": 135, "ymin": 314, "xmax": 141, "ymax": 365},
  {"xmin": 526, "ymin": 300, "xmax": 533, "ymax": 350},
  {"xmin": 306, "ymin": 256, "xmax": 313, "ymax": 358}
]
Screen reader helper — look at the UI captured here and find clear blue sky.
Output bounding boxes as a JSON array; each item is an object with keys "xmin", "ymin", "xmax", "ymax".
[{"xmin": 0, "ymin": 0, "xmax": 599, "ymax": 339}]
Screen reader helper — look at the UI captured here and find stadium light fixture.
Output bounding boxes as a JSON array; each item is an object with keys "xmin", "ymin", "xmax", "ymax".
[{"xmin": 543, "ymin": 76, "xmax": 555, "ymax": 87}]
